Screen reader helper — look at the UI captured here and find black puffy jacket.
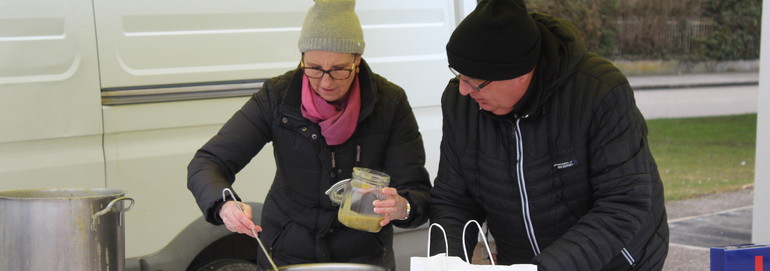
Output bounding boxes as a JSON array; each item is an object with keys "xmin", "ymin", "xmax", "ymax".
[
  {"xmin": 188, "ymin": 59, "xmax": 431, "ymax": 270},
  {"xmin": 430, "ymin": 13, "xmax": 668, "ymax": 271}
]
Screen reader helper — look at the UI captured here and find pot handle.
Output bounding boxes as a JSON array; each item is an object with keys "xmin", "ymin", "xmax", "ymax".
[
  {"xmin": 324, "ymin": 179, "xmax": 350, "ymax": 205},
  {"xmin": 91, "ymin": 197, "xmax": 135, "ymax": 230}
]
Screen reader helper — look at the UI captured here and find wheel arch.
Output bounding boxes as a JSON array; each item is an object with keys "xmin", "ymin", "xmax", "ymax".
[{"xmin": 125, "ymin": 202, "xmax": 264, "ymax": 271}]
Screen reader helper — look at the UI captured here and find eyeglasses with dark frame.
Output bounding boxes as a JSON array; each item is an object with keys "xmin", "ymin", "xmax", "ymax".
[
  {"xmin": 301, "ymin": 61, "xmax": 356, "ymax": 80},
  {"xmin": 449, "ymin": 66, "xmax": 492, "ymax": 92}
]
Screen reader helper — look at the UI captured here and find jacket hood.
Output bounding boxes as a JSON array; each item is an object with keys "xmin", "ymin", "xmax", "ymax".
[{"xmin": 518, "ymin": 13, "xmax": 589, "ymax": 118}]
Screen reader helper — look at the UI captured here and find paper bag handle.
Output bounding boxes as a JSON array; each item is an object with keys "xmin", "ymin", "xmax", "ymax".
[
  {"xmin": 462, "ymin": 220, "xmax": 496, "ymax": 265},
  {"xmin": 427, "ymin": 223, "xmax": 449, "ymax": 256}
]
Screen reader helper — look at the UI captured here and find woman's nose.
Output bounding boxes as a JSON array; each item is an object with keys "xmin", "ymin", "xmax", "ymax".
[{"xmin": 319, "ymin": 73, "xmax": 335, "ymax": 87}]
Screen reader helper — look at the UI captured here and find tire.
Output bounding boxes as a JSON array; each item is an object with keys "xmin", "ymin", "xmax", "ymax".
[{"xmin": 195, "ymin": 259, "xmax": 259, "ymax": 271}]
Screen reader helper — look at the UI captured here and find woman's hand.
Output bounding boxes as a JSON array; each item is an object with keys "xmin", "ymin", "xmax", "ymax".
[
  {"xmin": 219, "ymin": 200, "xmax": 262, "ymax": 238},
  {"xmin": 373, "ymin": 187, "xmax": 409, "ymax": 226}
]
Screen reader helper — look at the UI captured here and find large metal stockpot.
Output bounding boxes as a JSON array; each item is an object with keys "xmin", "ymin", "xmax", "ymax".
[{"xmin": 0, "ymin": 188, "xmax": 134, "ymax": 271}]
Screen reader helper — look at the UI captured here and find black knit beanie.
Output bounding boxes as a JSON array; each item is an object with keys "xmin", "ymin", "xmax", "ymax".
[{"xmin": 447, "ymin": 0, "xmax": 541, "ymax": 81}]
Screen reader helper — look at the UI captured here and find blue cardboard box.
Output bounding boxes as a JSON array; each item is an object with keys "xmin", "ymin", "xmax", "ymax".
[{"xmin": 711, "ymin": 243, "xmax": 770, "ymax": 271}]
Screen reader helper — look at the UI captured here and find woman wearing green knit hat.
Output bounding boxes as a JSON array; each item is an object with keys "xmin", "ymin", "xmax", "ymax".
[{"xmin": 187, "ymin": 0, "xmax": 431, "ymax": 269}]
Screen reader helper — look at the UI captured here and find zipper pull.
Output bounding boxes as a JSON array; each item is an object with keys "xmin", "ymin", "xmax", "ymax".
[
  {"xmin": 356, "ymin": 145, "xmax": 361, "ymax": 164},
  {"xmin": 331, "ymin": 151, "xmax": 336, "ymax": 169}
]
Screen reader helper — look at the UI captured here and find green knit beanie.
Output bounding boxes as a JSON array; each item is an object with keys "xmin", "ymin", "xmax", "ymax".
[{"xmin": 298, "ymin": 0, "xmax": 365, "ymax": 54}]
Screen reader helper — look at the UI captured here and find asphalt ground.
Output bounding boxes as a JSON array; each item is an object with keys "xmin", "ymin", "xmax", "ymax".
[
  {"xmin": 664, "ymin": 187, "xmax": 755, "ymax": 271},
  {"xmin": 627, "ymin": 72, "xmax": 759, "ymax": 90}
]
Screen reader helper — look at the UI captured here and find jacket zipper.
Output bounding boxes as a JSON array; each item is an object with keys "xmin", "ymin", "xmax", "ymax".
[
  {"xmin": 513, "ymin": 117, "xmax": 541, "ymax": 255},
  {"xmin": 621, "ymin": 248, "xmax": 636, "ymax": 266}
]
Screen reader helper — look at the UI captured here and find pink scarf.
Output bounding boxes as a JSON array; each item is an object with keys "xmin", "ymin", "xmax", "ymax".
[{"xmin": 300, "ymin": 75, "xmax": 361, "ymax": 145}]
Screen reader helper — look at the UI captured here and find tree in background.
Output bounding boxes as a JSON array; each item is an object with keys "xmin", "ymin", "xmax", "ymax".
[
  {"xmin": 693, "ymin": 0, "xmax": 762, "ymax": 60},
  {"xmin": 526, "ymin": 0, "xmax": 618, "ymax": 57},
  {"xmin": 525, "ymin": 0, "xmax": 761, "ymax": 61}
]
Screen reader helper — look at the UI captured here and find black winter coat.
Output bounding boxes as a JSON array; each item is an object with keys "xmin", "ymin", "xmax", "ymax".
[
  {"xmin": 430, "ymin": 13, "xmax": 668, "ymax": 271},
  {"xmin": 188, "ymin": 60, "xmax": 431, "ymax": 270}
]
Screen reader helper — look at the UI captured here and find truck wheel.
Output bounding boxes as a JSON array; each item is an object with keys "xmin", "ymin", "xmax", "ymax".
[{"xmin": 195, "ymin": 259, "xmax": 259, "ymax": 271}]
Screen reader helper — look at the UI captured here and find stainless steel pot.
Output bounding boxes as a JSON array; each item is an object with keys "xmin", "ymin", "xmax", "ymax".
[
  {"xmin": 0, "ymin": 188, "xmax": 134, "ymax": 271},
  {"xmin": 276, "ymin": 263, "xmax": 388, "ymax": 271}
]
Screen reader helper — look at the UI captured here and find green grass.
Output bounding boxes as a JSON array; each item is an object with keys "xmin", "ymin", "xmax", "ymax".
[{"xmin": 646, "ymin": 114, "xmax": 757, "ymax": 201}]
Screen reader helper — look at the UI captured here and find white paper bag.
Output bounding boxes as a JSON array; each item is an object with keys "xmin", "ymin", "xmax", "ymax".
[{"xmin": 410, "ymin": 221, "xmax": 537, "ymax": 271}]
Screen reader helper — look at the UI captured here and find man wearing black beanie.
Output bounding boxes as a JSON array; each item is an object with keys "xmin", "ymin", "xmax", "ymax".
[{"xmin": 429, "ymin": 0, "xmax": 669, "ymax": 270}]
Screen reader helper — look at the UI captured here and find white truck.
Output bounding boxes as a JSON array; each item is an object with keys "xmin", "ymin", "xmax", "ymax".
[{"xmin": 0, "ymin": 0, "xmax": 477, "ymax": 270}]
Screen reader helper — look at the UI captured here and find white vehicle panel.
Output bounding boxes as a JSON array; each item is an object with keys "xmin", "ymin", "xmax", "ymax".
[
  {"xmin": 0, "ymin": 0, "xmax": 103, "ymax": 188},
  {"xmin": 0, "ymin": 136, "xmax": 104, "ymax": 189},
  {"xmin": 0, "ymin": 0, "xmax": 102, "ymax": 143},
  {"xmin": 92, "ymin": 0, "xmax": 311, "ymax": 88}
]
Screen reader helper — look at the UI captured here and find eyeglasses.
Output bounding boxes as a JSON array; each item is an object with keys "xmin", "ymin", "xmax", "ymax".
[
  {"xmin": 449, "ymin": 66, "xmax": 492, "ymax": 92},
  {"xmin": 301, "ymin": 61, "xmax": 356, "ymax": 80}
]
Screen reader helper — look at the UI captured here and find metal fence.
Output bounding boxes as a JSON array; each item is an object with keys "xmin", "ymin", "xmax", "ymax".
[{"xmin": 612, "ymin": 17, "xmax": 714, "ymax": 57}]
